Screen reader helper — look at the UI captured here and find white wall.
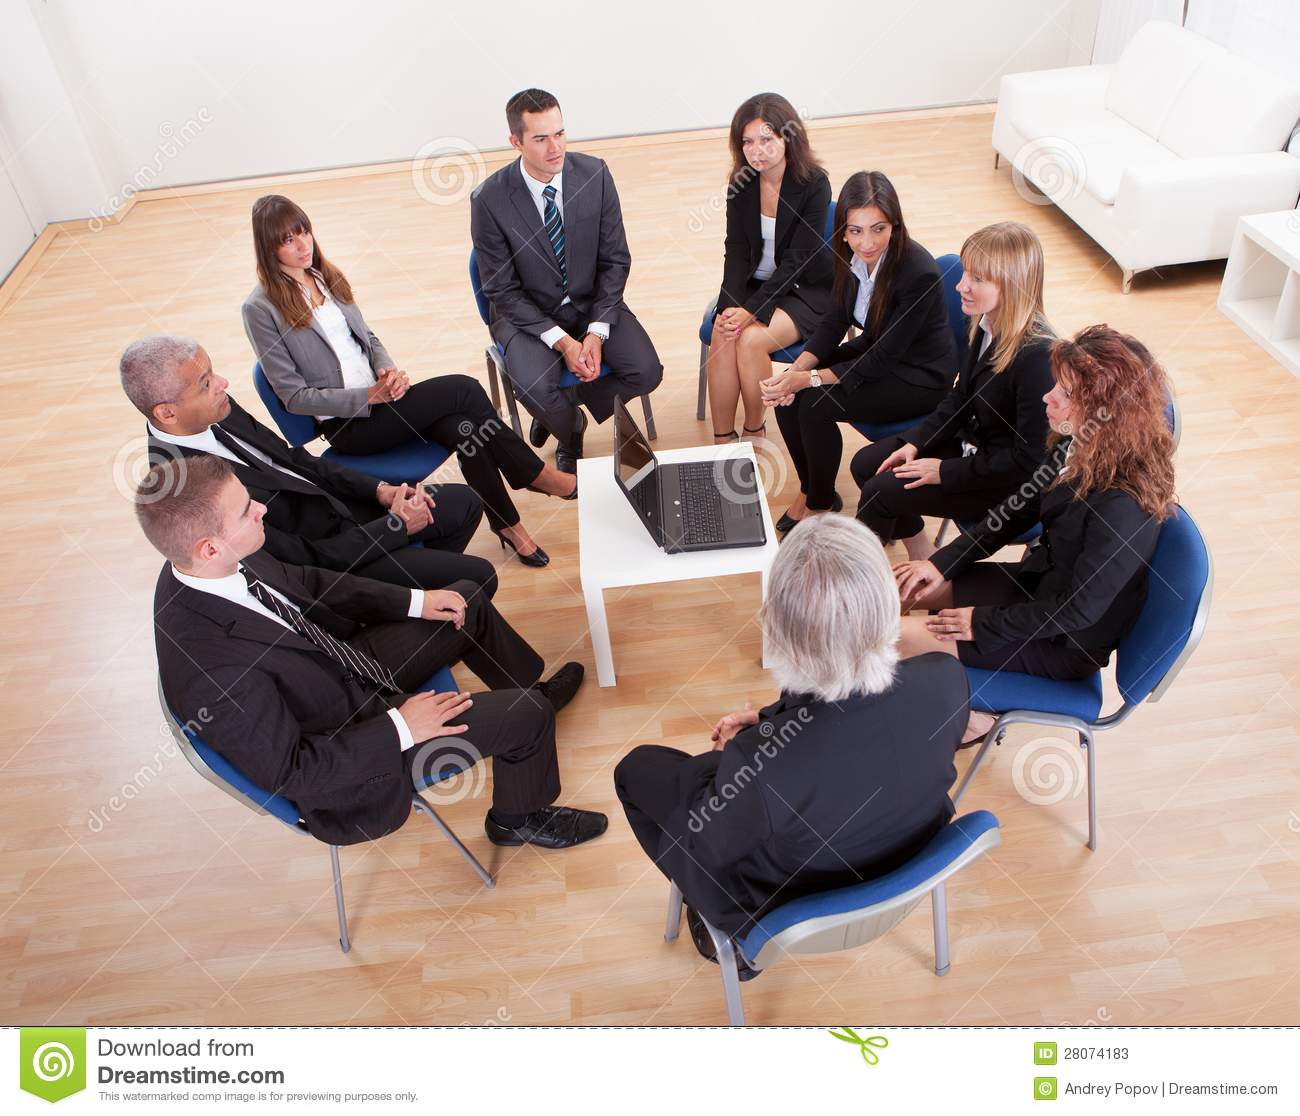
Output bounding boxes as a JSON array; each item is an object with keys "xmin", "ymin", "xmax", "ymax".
[{"xmin": 1, "ymin": 0, "xmax": 1099, "ymax": 275}]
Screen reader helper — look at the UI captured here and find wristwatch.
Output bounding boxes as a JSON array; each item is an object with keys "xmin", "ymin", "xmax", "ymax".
[{"xmin": 808, "ymin": 369, "xmax": 822, "ymax": 388}]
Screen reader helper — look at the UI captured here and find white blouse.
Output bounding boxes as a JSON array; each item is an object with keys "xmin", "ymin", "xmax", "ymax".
[
  {"xmin": 753, "ymin": 214, "xmax": 777, "ymax": 281},
  {"xmin": 305, "ymin": 276, "xmax": 375, "ymax": 395}
]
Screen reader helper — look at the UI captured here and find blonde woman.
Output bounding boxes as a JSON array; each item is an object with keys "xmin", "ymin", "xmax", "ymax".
[{"xmin": 850, "ymin": 221, "xmax": 1054, "ymax": 559}]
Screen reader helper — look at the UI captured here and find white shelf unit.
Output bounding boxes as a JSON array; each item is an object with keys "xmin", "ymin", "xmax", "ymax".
[{"xmin": 1218, "ymin": 210, "xmax": 1300, "ymax": 379}]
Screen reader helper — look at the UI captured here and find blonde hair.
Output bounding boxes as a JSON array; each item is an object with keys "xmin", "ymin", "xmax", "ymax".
[
  {"xmin": 960, "ymin": 221, "xmax": 1052, "ymax": 374},
  {"xmin": 763, "ymin": 515, "xmax": 900, "ymax": 702}
]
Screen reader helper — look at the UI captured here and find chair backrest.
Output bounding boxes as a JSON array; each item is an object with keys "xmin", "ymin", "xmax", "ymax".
[
  {"xmin": 821, "ymin": 200, "xmax": 837, "ymax": 244},
  {"xmin": 1115, "ymin": 504, "xmax": 1212, "ymax": 708},
  {"xmin": 253, "ymin": 362, "xmax": 317, "ymax": 448},
  {"xmin": 468, "ymin": 250, "xmax": 492, "ymax": 328},
  {"xmin": 933, "ymin": 252, "xmax": 969, "ymax": 364},
  {"xmin": 740, "ymin": 810, "xmax": 1000, "ymax": 969}
]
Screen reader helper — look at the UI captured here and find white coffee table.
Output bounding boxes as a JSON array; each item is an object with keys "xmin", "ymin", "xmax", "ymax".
[
  {"xmin": 1218, "ymin": 210, "xmax": 1300, "ymax": 379},
  {"xmin": 577, "ymin": 442, "xmax": 780, "ymax": 687}
]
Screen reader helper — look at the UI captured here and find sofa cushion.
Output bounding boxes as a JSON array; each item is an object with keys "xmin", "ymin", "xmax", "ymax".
[
  {"xmin": 1105, "ymin": 21, "xmax": 1212, "ymax": 140},
  {"xmin": 1159, "ymin": 49, "xmax": 1300, "ymax": 158}
]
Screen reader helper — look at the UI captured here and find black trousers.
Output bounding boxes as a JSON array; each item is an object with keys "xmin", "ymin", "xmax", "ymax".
[
  {"xmin": 773, "ymin": 378, "xmax": 946, "ymax": 510},
  {"xmin": 850, "ymin": 436, "xmax": 1012, "ymax": 543},
  {"xmin": 324, "ymin": 374, "xmax": 547, "ymax": 532},
  {"xmin": 344, "ymin": 483, "xmax": 498, "ymax": 600},
  {"xmin": 351, "ymin": 578, "xmax": 558, "ymax": 818},
  {"xmin": 500, "ymin": 305, "xmax": 663, "ymax": 448}
]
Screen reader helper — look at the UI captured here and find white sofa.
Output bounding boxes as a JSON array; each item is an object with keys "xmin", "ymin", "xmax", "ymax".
[{"xmin": 992, "ymin": 20, "xmax": 1300, "ymax": 291}]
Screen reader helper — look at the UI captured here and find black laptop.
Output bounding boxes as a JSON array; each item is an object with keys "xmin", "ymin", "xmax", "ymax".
[{"xmin": 613, "ymin": 397, "xmax": 766, "ymax": 553}]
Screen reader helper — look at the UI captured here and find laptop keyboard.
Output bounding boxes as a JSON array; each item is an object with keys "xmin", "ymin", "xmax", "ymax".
[{"xmin": 676, "ymin": 462, "xmax": 726, "ymax": 545}]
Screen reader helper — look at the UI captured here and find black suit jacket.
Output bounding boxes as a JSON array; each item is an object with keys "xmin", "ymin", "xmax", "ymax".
[
  {"xmin": 470, "ymin": 152, "xmax": 630, "ymax": 347},
  {"xmin": 651, "ymin": 653, "xmax": 967, "ymax": 937},
  {"xmin": 156, "ymin": 551, "xmax": 416, "ymax": 844},
  {"xmin": 904, "ymin": 331, "xmax": 1056, "ymax": 494},
  {"xmin": 931, "ymin": 440, "xmax": 1161, "ymax": 663},
  {"xmin": 147, "ymin": 398, "xmax": 409, "ymax": 570},
  {"xmin": 716, "ymin": 168, "xmax": 833, "ymax": 325},
  {"xmin": 803, "ymin": 238, "xmax": 957, "ymax": 394}
]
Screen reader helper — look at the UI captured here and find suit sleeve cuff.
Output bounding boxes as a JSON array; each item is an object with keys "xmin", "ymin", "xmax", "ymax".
[
  {"xmin": 540, "ymin": 325, "xmax": 568, "ymax": 349},
  {"xmin": 407, "ymin": 589, "xmax": 424, "ymax": 618},
  {"xmin": 388, "ymin": 707, "xmax": 415, "ymax": 751},
  {"xmin": 585, "ymin": 321, "xmax": 610, "ymax": 340}
]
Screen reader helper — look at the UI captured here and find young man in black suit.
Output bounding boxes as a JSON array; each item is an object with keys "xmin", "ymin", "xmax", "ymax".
[
  {"xmin": 142, "ymin": 455, "xmax": 604, "ymax": 850},
  {"xmin": 121, "ymin": 335, "xmax": 497, "ymax": 596},
  {"xmin": 470, "ymin": 88, "xmax": 663, "ymax": 472}
]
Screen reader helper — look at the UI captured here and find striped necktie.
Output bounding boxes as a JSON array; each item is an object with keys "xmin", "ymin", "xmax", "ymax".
[
  {"xmin": 542, "ymin": 183, "xmax": 567, "ymax": 286},
  {"xmin": 242, "ymin": 569, "xmax": 399, "ymax": 694}
]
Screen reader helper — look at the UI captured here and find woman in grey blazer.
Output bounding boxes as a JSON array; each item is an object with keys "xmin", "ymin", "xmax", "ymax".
[{"xmin": 242, "ymin": 194, "xmax": 574, "ymax": 566}]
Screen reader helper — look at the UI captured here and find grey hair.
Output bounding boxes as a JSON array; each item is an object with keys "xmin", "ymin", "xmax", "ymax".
[
  {"xmin": 762, "ymin": 514, "xmax": 900, "ymax": 702},
  {"xmin": 119, "ymin": 335, "xmax": 201, "ymax": 416}
]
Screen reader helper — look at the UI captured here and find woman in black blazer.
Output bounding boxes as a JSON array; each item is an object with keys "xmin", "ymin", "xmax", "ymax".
[
  {"xmin": 761, "ymin": 171, "xmax": 956, "ymax": 531},
  {"xmin": 242, "ymin": 195, "xmax": 575, "ymax": 567},
  {"xmin": 894, "ymin": 325, "xmax": 1178, "ymax": 743},
  {"xmin": 851, "ymin": 222, "xmax": 1055, "ymax": 559},
  {"xmin": 615, "ymin": 515, "xmax": 966, "ymax": 966},
  {"xmin": 706, "ymin": 93, "xmax": 832, "ymax": 443}
]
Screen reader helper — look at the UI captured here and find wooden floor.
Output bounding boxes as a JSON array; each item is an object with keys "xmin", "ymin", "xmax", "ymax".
[{"xmin": 3, "ymin": 106, "xmax": 1299, "ymax": 1027}]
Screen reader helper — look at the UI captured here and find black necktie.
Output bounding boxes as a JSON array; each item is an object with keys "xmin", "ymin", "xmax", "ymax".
[
  {"xmin": 210, "ymin": 424, "xmax": 273, "ymax": 472},
  {"xmin": 242, "ymin": 569, "xmax": 399, "ymax": 693}
]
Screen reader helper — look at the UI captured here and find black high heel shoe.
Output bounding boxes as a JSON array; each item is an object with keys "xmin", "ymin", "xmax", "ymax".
[
  {"xmin": 494, "ymin": 530, "xmax": 549, "ymax": 567},
  {"xmin": 776, "ymin": 492, "xmax": 843, "ymax": 534}
]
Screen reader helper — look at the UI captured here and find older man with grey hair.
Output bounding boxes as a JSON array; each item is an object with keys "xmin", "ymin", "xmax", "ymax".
[
  {"xmin": 614, "ymin": 514, "xmax": 969, "ymax": 976},
  {"xmin": 121, "ymin": 334, "xmax": 495, "ymax": 596}
]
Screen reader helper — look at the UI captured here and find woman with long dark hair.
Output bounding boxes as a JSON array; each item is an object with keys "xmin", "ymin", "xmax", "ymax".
[
  {"xmin": 851, "ymin": 221, "xmax": 1056, "ymax": 559},
  {"xmin": 241, "ymin": 195, "xmax": 575, "ymax": 567},
  {"xmin": 705, "ymin": 93, "xmax": 832, "ymax": 443},
  {"xmin": 761, "ymin": 171, "xmax": 956, "ymax": 532},
  {"xmin": 894, "ymin": 324, "xmax": 1178, "ymax": 743}
]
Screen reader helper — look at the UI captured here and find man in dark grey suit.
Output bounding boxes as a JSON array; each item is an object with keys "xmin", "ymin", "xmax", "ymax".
[{"xmin": 470, "ymin": 88, "xmax": 663, "ymax": 472}]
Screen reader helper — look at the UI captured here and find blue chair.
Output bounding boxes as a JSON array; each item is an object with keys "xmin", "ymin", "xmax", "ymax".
[
  {"xmin": 953, "ymin": 504, "xmax": 1211, "ymax": 851},
  {"xmin": 252, "ymin": 363, "xmax": 452, "ymax": 486},
  {"xmin": 468, "ymin": 250, "xmax": 657, "ymax": 441},
  {"xmin": 695, "ymin": 202, "xmax": 839, "ymax": 422},
  {"xmin": 161, "ymin": 665, "xmax": 491, "ymax": 954},
  {"xmin": 664, "ymin": 811, "xmax": 1001, "ymax": 1025}
]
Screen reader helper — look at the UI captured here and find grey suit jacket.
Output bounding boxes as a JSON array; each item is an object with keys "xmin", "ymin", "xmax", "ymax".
[
  {"xmin": 470, "ymin": 151, "xmax": 631, "ymax": 348},
  {"xmin": 241, "ymin": 281, "xmax": 396, "ymax": 419}
]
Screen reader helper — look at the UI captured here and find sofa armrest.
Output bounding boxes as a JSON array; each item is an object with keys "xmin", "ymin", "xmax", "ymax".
[
  {"xmin": 1113, "ymin": 152, "xmax": 1300, "ymax": 268},
  {"xmin": 996, "ymin": 64, "xmax": 1112, "ymax": 115}
]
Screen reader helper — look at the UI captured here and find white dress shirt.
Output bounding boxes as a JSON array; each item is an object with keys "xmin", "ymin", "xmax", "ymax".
[
  {"xmin": 753, "ymin": 214, "xmax": 777, "ymax": 281},
  {"xmin": 148, "ymin": 421, "xmax": 312, "ymax": 485},
  {"xmin": 519, "ymin": 161, "xmax": 610, "ymax": 349},
  {"xmin": 303, "ymin": 274, "xmax": 376, "ymax": 416},
  {"xmin": 850, "ymin": 250, "xmax": 886, "ymax": 328},
  {"xmin": 170, "ymin": 565, "xmax": 422, "ymax": 749},
  {"xmin": 977, "ymin": 313, "xmax": 994, "ymax": 357}
]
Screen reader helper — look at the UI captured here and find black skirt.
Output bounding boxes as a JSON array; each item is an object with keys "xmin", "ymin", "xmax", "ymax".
[{"xmin": 728, "ymin": 277, "xmax": 824, "ymax": 342}]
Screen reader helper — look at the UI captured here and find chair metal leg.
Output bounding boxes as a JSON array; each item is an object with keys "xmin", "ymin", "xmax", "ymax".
[
  {"xmin": 704, "ymin": 919, "xmax": 746, "ymax": 1026},
  {"xmin": 935, "ymin": 518, "xmax": 953, "ymax": 547},
  {"xmin": 484, "ymin": 348, "xmax": 501, "ymax": 413},
  {"xmin": 640, "ymin": 392, "xmax": 658, "ymax": 442},
  {"xmin": 952, "ymin": 725, "xmax": 1004, "ymax": 806},
  {"xmin": 412, "ymin": 794, "xmax": 495, "ymax": 888},
  {"xmin": 931, "ymin": 882, "xmax": 950, "ymax": 976},
  {"xmin": 665, "ymin": 882, "xmax": 684, "ymax": 942},
  {"xmin": 696, "ymin": 340, "xmax": 709, "ymax": 422},
  {"xmin": 1082, "ymin": 729, "xmax": 1097, "ymax": 851},
  {"xmin": 489, "ymin": 352, "xmax": 524, "ymax": 438},
  {"xmin": 329, "ymin": 845, "xmax": 351, "ymax": 954},
  {"xmin": 993, "ymin": 151, "xmax": 1000, "ymax": 169}
]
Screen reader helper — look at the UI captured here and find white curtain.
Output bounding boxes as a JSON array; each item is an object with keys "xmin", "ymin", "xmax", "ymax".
[{"xmin": 1092, "ymin": 0, "xmax": 1184, "ymax": 63}]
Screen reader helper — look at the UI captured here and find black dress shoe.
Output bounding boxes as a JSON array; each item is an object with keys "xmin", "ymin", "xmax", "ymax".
[
  {"xmin": 555, "ymin": 411, "xmax": 588, "ymax": 474},
  {"xmin": 493, "ymin": 530, "xmax": 549, "ymax": 567},
  {"xmin": 686, "ymin": 905, "xmax": 761, "ymax": 981},
  {"xmin": 536, "ymin": 661, "xmax": 584, "ymax": 712},
  {"xmin": 776, "ymin": 492, "xmax": 843, "ymax": 534},
  {"xmin": 529, "ymin": 418, "xmax": 551, "ymax": 449},
  {"xmin": 484, "ymin": 805, "xmax": 608, "ymax": 849}
]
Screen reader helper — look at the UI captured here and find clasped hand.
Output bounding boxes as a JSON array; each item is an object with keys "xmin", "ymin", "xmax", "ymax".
[
  {"xmin": 710, "ymin": 702, "xmax": 760, "ymax": 750},
  {"xmin": 558, "ymin": 335, "xmax": 602, "ymax": 382},
  {"xmin": 368, "ymin": 367, "xmax": 410, "ymax": 404},
  {"xmin": 378, "ymin": 482, "xmax": 435, "ymax": 535}
]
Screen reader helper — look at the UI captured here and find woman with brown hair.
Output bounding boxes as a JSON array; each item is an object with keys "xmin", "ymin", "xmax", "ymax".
[
  {"xmin": 760, "ymin": 171, "xmax": 957, "ymax": 532},
  {"xmin": 241, "ymin": 195, "xmax": 574, "ymax": 567},
  {"xmin": 850, "ymin": 221, "xmax": 1055, "ymax": 559},
  {"xmin": 705, "ymin": 93, "xmax": 832, "ymax": 443},
  {"xmin": 893, "ymin": 324, "xmax": 1178, "ymax": 742}
]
